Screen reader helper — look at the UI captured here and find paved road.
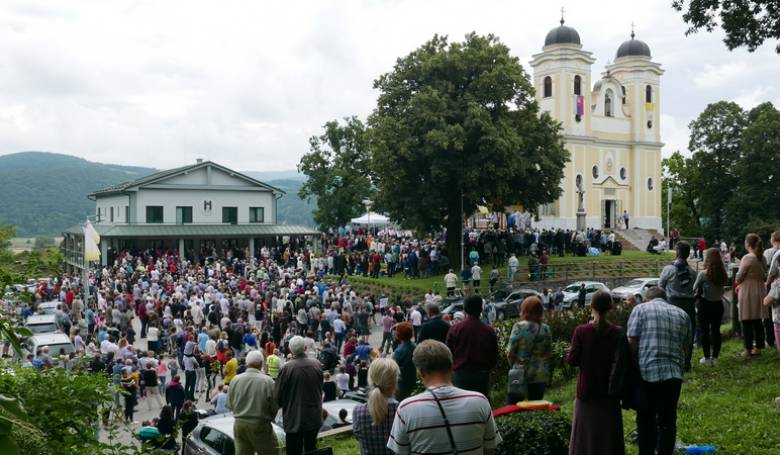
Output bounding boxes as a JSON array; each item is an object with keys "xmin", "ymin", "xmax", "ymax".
[{"xmin": 101, "ymin": 312, "xmax": 387, "ymax": 448}]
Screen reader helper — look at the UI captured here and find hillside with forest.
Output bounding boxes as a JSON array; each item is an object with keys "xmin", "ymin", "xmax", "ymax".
[{"xmin": 0, "ymin": 152, "xmax": 313, "ymax": 236}]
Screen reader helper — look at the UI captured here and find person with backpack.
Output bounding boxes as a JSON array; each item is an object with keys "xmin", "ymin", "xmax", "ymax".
[{"xmin": 658, "ymin": 241, "xmax": 697, "ymax": 370}]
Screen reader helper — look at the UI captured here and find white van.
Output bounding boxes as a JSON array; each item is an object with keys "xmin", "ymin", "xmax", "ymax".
[
  {"xmin": 23, "ymin": 333, "xmax": 75, "ymax": 359},
  {"xmin": 36, "ymin": 301, "xmax": 62, "ymax": 315}
]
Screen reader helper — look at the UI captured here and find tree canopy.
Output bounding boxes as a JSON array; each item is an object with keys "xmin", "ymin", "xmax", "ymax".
[
  {"xmin": 672, "ymin": 0, "xmax": 780, "ymax": 53},
  {"xmin": 662, "ymin": 151, "xmax": 702, "ymax": 236},
  {"xmin": 297, "ymin": 117, "xmax": 374, "ymax": 229},
  {"xmin": 369, "ymin": 33, "xmax": 568, "ymax": 270}
]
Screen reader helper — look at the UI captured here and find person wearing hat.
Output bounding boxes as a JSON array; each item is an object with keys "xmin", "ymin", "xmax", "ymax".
[{"xmin": 227, "ymin": 350, "xmax": 279, "ymax": 455}]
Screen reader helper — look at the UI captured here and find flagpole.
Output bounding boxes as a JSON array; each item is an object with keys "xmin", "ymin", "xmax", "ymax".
[{"xmin": 82, "ymin": 220, "xmax": 91, "ymax": 305}]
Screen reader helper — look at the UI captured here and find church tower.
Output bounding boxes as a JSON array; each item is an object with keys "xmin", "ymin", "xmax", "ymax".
[{"xmin": 529, "ymin": 16, "xmax": 596, "ymax": 138}]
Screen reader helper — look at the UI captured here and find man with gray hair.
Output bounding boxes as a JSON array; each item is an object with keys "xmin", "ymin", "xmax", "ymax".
[
  {"xmin": 227, "ymin": 350, "xmax": 279, "ymax": 455},
  {"xmin": 388, "ymin": 340, "xmax": 501, "ymax": 455},
  {"xmin": 276, "ymin": 335, "xmax": 323, "ymax": 455}
]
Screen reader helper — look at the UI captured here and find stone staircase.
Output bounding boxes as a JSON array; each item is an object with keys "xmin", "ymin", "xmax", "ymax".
[{"xmin": 614, "ymin": 228, "xmax": 664, "ymax": 251}]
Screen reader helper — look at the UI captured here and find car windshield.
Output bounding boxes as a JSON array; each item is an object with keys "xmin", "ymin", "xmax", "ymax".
[
  {"xmin": 27, "ymin": 323, "xmax": 57, "ymax": 334},
  {"xmin": 443, "ymin": 303, "xmax": 461, "ymax": 313},
  {"xmin": 623, "ymin": 280, "xmax": 645, "ymax": 287},
  {"xmin": 564, "ymin": 284, "xmax": 582, "ymax": 293}
]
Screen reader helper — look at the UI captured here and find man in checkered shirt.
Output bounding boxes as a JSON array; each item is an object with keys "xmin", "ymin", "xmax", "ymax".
[{"xmin": 628, "ymin": 286, "xmax": 691, "ymax": 455}]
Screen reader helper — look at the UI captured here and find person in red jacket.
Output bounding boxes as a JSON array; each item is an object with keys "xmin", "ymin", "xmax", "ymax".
[{"xmin": 445, "ymin": 295, "xmax": 498, "ymax": 398}]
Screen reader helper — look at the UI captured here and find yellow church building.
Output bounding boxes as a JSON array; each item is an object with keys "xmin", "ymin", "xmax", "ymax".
[{"xmin": 530, "ymin": 19, "xmax": 664, "ymax": 231}]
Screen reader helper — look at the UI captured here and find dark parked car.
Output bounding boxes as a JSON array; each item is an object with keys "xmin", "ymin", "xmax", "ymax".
[{"xmin": 493, "ymin": 289, "xmax": 543, "ymax": 321}]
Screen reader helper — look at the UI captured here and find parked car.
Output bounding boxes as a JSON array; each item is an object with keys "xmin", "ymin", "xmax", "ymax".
[
  {"xmin": 611, "ymin": 277, "xmax": 659, "ymax": 303},
  {"xmin": 23, "ymin": 333, "xmax": 75, "ymax": 359},
  {"xmin": 36, "ymin": 301, "xmax": 61, "ymax": 315},
  {"xmin": 182, "ymin": 413, "xmax": 283, "ymax": 455},
  {"xmin": 183, "ymin": 399, "xmax": 362, "ymax": 455},
  {"xmin": 24, "ymin": 314, "xmax": 59, "ymax": 335},
  {"xmin": 561, "ymin": 281, "xmax": 611, "ymax": 309},
  {"xmin": 493, "ymin": 289, "xmax": 544, "ymax": 321}
]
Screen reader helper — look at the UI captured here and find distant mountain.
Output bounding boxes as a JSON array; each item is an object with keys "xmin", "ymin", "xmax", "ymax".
[
  {"xmin": 0, "ymin": 152, "xmax": 313, "ymax": 236},
  {"xmin": 244, "ymin": 170, "xmax": 303, "ymax": 181}
]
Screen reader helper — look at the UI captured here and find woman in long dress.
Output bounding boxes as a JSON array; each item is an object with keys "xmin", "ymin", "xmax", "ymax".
[
  {"xmin": 735, "ymin": 233, "xmax": 768, "ymax": 356},
  {"xmin": 567, "ymin": 290, "xmax": 625, "ymax": 455}
]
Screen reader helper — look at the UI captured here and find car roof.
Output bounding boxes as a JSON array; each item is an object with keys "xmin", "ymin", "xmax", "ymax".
[
  {"xmin": 568, "ymin": 281, "xmax": 606, "ymax": 286},
  {"xmin": 29, "ymin": 333, "xmax": 71, "ymax": 344},
  {"xmin": 199, "ymin": 413, "xmax": 236, "ymax": 437},
  {"xmin": 26, "ymin": 314, "xmax": 57, "ymax": 323}
]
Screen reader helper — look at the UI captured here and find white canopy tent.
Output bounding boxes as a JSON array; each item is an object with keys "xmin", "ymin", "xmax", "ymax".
[{"xmin": 350, "ymin": 211, "xmax": 391, "ymax": 226}]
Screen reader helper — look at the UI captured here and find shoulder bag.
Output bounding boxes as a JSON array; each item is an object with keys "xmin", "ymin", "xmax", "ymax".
[
  {"xmin": 428, "ymin": 387, "xmax": 458, "ymax": 455},
  {"xmin": 507, "ymin": 323, "xmax": 541, "ymax": 401}
]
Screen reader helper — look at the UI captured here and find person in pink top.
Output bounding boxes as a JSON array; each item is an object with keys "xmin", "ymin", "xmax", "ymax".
[{"xmin": 156, "ymin": 355, "xmax": 169, "ymax": 395}]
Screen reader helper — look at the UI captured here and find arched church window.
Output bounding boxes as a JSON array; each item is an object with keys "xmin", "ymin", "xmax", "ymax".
[
  {"xmin": 592, "ymin": 165, "xmax": 599, "ymax": 179},
  {"xmin": 621, "ymin": 86, "xmax": 626, "ymax": 104},
  {"xmin": 646, "ymin": 85, "xmax": 652, "ymax": 103},
  {"xmin": 575, "ymin": 174, "xmax": 583, "ymax": 188},
  {"xmin": 647, "ymin": 178, "xmax": 654, "ymax": 191},
  {"xmin": 543, "ymin": 76, "xmax": 552, "ymax": 98},
  {"xmin": 620, "ymin": 167, "xmax": 627, "ymax": 180},
  {"xmin": 605, "ymin": 89, "xmax": 614, "ymax": 117},
  {"xmin": 574, "ymin": 75, "xmax": 581, "ymax": 95}
]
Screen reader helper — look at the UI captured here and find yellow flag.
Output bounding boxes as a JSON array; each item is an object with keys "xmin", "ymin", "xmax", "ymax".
[{"xmin": 645, "ymin": 102, "xmax": 654, "ymax": 112}]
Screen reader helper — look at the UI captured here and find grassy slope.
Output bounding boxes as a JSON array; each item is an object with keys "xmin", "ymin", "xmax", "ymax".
[{"xmin": 346, "ymin": 250, "xmax": 674, "ymax": 295}]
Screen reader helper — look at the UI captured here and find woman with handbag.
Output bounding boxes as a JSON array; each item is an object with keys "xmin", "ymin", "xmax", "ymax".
[
  {"xmin": 506, "ymin": 296, "xmax": 552, "ymax": 404},
  {"xmin": 694, "ymin": 248, "xmax": 728, "ymax": 365},
  {"xmin": 567, "ymin": 290, "xmax": 625, "ymax": 455}
]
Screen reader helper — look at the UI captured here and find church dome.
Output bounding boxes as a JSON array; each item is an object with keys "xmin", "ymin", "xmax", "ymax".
[
  {"xmin": 544, "ymin": 19, "xmax": 581, "ymax": 46},
  {"xmin": 616, "ymin": 32, "xmax": 651, "ymax": 58}
]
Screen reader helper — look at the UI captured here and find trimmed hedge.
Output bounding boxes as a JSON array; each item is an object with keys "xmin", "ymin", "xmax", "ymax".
[{"xmin": 496, "ymin": 411, "xmax": 571, "ymax": 455}]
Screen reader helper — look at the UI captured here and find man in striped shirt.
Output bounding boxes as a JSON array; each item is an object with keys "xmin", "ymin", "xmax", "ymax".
[{"xmin": 387, "ymin": 340, "xmax": 501, "ymax": 455}]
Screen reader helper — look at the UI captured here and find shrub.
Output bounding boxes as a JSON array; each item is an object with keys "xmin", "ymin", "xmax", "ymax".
[{"xmin": 495, "ymin": 411, "xmax": 571, "ymax": 455}]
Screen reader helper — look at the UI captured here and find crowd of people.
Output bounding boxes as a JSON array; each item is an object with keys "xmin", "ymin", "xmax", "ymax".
[{"xmin": 12, "ymin": 226, "xmax": 780, "ymax": 455}]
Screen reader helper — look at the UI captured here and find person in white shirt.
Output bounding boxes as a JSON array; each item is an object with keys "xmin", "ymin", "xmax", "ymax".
[
  {"xmin": 147, "ymin": 325, "xmax": 160, "ymax": 353},
  {"xmin": 508, "ymin": 254, "xmax": 519, "ymax": 282},
  {"xmin": 471, "ymin": 263, "xmax": 482, "ymax": 291},
  {"xmin": 334, "ymin": 366, "xmax": 350, "ymax": 398},
  {"xmin": 410, "ymin": 306, "xmax": 423, "ymax": 338},
  {"xmin": 444, "ymin": 270, "xmax": 458, "ymax": 296}
]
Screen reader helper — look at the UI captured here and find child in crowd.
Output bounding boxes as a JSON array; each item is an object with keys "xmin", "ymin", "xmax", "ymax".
[{"xmin": 356, "ymin": 360, "xmax": 368, "ymax": 389}]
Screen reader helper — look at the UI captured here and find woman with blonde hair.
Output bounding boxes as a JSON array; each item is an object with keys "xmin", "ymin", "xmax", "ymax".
[
  {"xmin": 736, "ymin": 233, "xmax": 768, "ymax": 356},
  {"xmin": 352, "ymin": 358, "xmax": 399, "ymax": 455}
]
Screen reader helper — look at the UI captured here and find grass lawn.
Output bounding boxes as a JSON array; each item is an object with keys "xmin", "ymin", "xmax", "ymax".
[
  {"xmin": 546, "ymin": 337, "xmax": 780, "ymax": 454},
  {"xmin": 344, "ymin": 250, "xmax": 674, "ymax": 295}
]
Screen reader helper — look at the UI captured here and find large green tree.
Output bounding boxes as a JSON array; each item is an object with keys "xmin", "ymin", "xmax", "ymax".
[
  {"xmin": 369, "ymin": 33, "xmax": 568, "ymax": 270},
  {"xmin": 729, "ymin": 102, "xmax": 780, "ymax": 237},
  {"xmin": 687, "ymin": 101, "xmax": 746, "ymax": 241},
  {"xmin": 662, "ymin": 151, "xmax": 702, "ymax": 236},
  {"xmin": 298, "ymin": 117, "xmax": 373, "ymax": 229},
  {"xmin": 672, "ymin": 0, "xmax": 780, "ymax": 53}
]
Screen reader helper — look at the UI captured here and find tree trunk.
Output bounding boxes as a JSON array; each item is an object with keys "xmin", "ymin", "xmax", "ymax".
[{"xmin": 446, "ymin": 196, "xmax": 462, "ymax": 273}]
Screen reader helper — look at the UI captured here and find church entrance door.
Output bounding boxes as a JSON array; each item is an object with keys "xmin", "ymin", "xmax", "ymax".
[{"xmin": 602, "ymin": 200, "xmax": 617, "ymax": 229}]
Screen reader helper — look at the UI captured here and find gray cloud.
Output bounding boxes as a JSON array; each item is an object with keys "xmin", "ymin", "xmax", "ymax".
[{"xmin": 0, "ymin": 0, "xmax": 777, "ymax": 171}]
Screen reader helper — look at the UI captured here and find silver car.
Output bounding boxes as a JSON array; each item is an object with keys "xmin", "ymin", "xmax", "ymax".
[
  {"xmin": 611, "ymin": 277, "xmax": 659, "ymax": 303},
  {"xmin": 561, "ymin": 281, "xmax": 611, "ymax": 309}
]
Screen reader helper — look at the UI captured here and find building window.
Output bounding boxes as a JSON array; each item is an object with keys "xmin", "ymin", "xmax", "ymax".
[
  {"xmin": 575, "ymin": 174, "xmax": 583, "ymax": 188},
  {"xmin": 125, "ymin": 206, "xmax": 130, "ymax": 223},
  {"xmin": 573, "ymin": 75, "xmax": 581, "ymax": 95},
  {"xmin": 249, "ymin": 207, "xmax": 265, "ymax": 223},
  {"xmin": 621, "ymin": 86, "xmax": 626, "ymax": 104},
  {"xmin": 176, "ymin": 206, "xmax": 193, "ymax": 225},
  {"xmin": 110, "ymin": 207, "xmax": 114, "ymax": 223},
  {"xmin": 96, "ymin": 208, "xmax": 100, "ymax": 222},
  {"xmin": 592, "ymin": 165, "xmax": 599, "ymax": 179},
  {"xmin": 222, "ymin": 207, "xmax": 238, "ymax": 224},
  {"xmin": 146, "ymin": 206, "xmax": 164, "ymax": 223},
  {"xmin": 543, "ymin": 76, "xmax": 552, "ymax": 98},
  {"xmin": 620, "ymin": 167, "xmax": 627, "ymax": 180},
  {"xmin": 645, "ymin": 85, "xmax": 652, "ymax": 103},
  {"xmin": 605, "ymin": 89, "xmax": 614, "ymax": 117},
  {"xmin": 647, "ymin": 177, "xmax": 654, "ymax": 191}
]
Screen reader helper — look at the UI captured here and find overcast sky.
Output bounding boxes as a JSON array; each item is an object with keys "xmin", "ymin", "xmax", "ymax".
[{"xmin": 0, "ymin": 0, "xmax": 778, "ymax": 171}]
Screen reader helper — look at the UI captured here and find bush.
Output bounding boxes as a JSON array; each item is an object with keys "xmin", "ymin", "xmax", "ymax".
[{"xmin": 496, "ymin": 411, "xmax": 571, "ymax": 455}]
